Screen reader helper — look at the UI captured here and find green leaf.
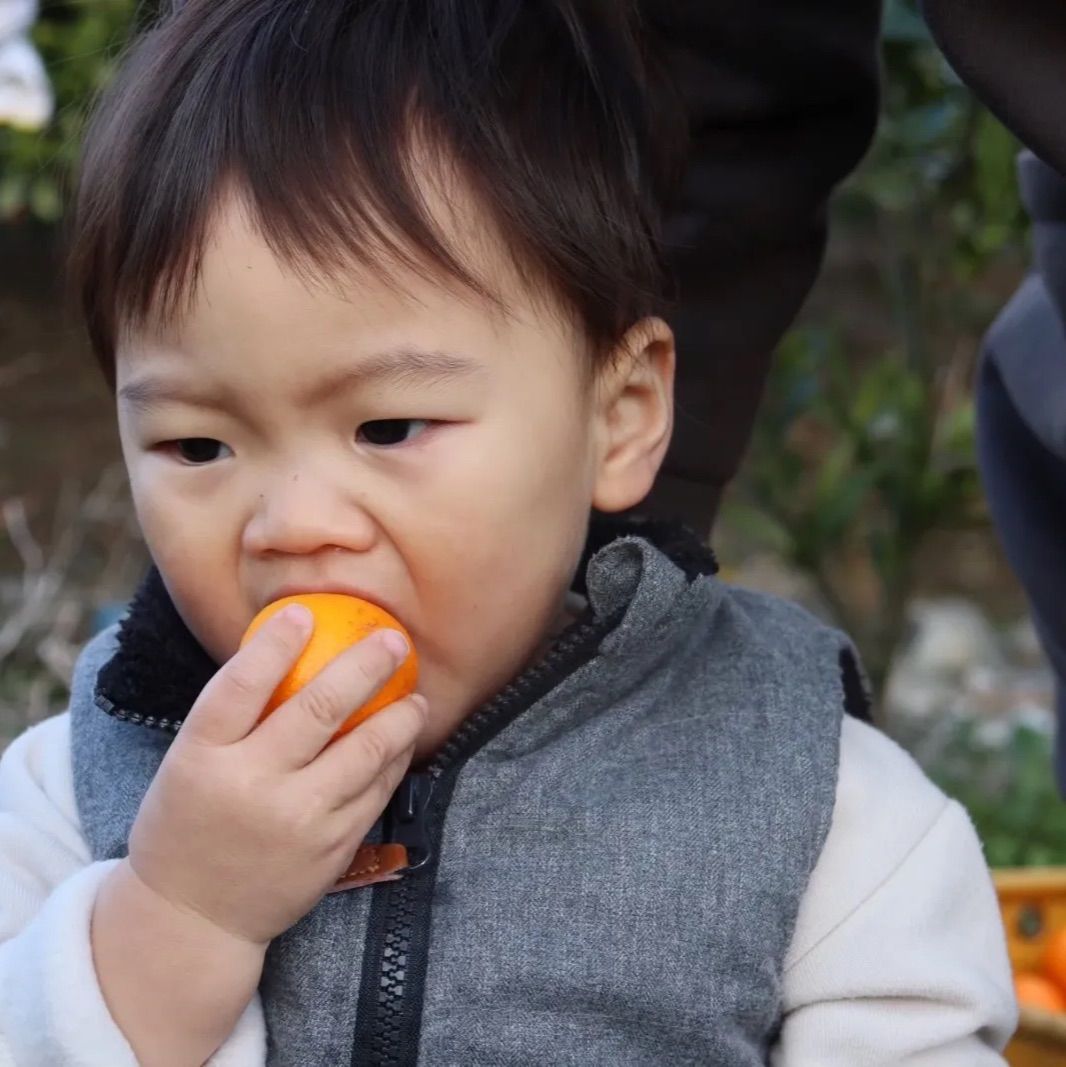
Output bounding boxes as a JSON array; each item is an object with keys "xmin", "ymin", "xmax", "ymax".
[
  {"xmin": 0, "ymin": 175, "xmax": 26, "ymax": 221},
  {"xmin": 29, "ymin": 177, "xmax": 63, "ymax": 223},
  {"xmin": 719, "ymin": 502, "xmax": 793, "ymax": 557}
]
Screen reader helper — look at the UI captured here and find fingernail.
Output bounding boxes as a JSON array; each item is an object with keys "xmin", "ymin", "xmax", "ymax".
[
  {"xmin": 411, "ymin": 694, "xmax": 429, "ymax": 715},
  {"xmin": 378, "ymin": 630, "xmax": 409, "ymax": 659},
  {"xmin": 279, "ymin": 604, "xmax": 313, "ymax": 631}
]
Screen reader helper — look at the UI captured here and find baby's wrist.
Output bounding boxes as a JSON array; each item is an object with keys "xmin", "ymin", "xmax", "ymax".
[
  {"xmin": 94, "ymin": 859, "xmax": 267, "ymax": 1065},
  {"xmin": 113, "ymin": 857, "xmax": 270, "ymax": 957}
]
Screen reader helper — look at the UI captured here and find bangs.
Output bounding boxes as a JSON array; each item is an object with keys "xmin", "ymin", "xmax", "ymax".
[{"xmin": 68, "ymin": 0, "xmax": 685, "ymax": 383}]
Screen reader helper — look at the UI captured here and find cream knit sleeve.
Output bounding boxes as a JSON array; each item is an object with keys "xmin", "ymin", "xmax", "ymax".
[
  {"xmin": 774, "ymin": 716, "xmax": 1017, "ymax": 1066},
  {"xmin": 0, "ymin": 712, "xmax": 266, "ymax": 1066}
]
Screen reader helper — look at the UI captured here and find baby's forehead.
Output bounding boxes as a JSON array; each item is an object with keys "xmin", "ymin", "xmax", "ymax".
[
  {"xmin": 221, "ymin": 183, "xmax": 567, "ymax": 319},
  {"xmin": 117, "ymin": 196, "xmax": 582, "ymax": 387},
  {"xmin": 189, "ymin": 179, "xmax": 547, "ymax": 318}
]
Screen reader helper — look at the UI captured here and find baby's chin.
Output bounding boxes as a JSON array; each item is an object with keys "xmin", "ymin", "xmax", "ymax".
[
  {"xmin": 458, "ymin": 596, "xmax": 581, "ymax": 701},
  {"xmin": 411, "ymin": 648, "xmax": 529, "ymax": 763}
]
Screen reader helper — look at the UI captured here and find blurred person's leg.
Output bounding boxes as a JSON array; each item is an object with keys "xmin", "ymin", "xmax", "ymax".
[
  {"xmin": 922, "ymin": 0, "xmax": 1066, "ymax": 178},
  {"xmin": 639, "ymin": 0, "xmax": 883, "ymax": 536},
  {"xmin": 977, "ymin": 336, "xmax": 1066, "ymax": 794},
  {"xmin": 646, "ymin": 0, "xmax": 1066, "ymax": 539},
  {"xmin": 976, "ymin": 150, "xmax": 1066, "ymax": 792}
]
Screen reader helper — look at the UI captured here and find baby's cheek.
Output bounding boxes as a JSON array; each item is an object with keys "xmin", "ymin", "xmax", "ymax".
[
  {"xmin": 168, "ymin": 580, "xmax": 245, "ymax": 665},
  {"xmin": 132, "ymin": 508, "xmax": 245, "ymax": 663},
  {"xmin": 127, "ymin": 470, "xmax": 193, "ymax": 569}
]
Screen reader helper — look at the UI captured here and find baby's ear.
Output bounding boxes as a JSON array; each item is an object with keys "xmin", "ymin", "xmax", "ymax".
[{"xmin": 591, "ymin": 317, "xmax": 675, "ymax": 514}]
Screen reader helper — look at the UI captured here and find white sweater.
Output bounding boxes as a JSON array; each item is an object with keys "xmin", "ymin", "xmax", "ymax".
[{"xmin": 0, "ymin": 711, "xmax": 1016, "ymax": 1066}]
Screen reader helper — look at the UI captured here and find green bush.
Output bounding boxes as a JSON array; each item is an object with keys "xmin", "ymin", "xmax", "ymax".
[
  {"xmin": 0, "ymin": 1, "xmax": 137, "ymax": 222},
  {"xmin": 929, "ymin": 722, "xmax": 1066, "ymax": 867},
  {"xmin": 727, "ymin": 324, "xmax": 984, "ymax": 695}
]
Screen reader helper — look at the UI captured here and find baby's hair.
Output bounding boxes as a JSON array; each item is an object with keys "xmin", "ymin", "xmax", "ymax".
[{"xmin": 68, "ymin": 0, "xmax": 686, "ymax": 385}]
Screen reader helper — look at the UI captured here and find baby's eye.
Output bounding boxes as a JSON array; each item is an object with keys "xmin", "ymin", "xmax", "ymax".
[
  {"xmin": 168, "ymin": 438, "xmax": 231, "ymax": 464},
  {"xmin": 357, "ymin": 419, "xmax": 430, "ymax": 447}
]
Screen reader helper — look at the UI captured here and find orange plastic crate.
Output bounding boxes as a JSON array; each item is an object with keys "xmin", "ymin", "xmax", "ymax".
[{"xmin": 995, "ymin": 868, "xmax": 1066, "ymax": 1066}]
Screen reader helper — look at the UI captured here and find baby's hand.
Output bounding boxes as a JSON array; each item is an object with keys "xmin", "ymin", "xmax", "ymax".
[{"xmin": 124, "ymin": 605, "xmax": 427, "ymax": 947}]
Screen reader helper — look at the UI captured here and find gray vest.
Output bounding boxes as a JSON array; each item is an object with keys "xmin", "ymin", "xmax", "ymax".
[{"xmin": 70, "ymin": 534, "xmax": 858, "ymax": 1066}]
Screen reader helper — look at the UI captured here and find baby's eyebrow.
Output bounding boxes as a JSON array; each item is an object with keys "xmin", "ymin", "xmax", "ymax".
[
  {"xmin": 118, "ymin": 347, "xmax": 484, "ymax": 414},
  {"xmin": 303, "ymin": 347, "xmax": 485, "ymax": 402}
]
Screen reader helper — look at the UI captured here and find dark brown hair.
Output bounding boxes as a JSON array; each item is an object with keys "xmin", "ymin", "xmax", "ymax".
[{"xmin": 68, "ymin": 0, "xmax": 686, "ymax": 385}]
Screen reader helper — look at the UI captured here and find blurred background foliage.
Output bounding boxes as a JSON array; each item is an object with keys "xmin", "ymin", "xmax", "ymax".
[
  {"xmin": 934, "ymin": 723, "xmax": 1066, "ymax": 868},
  {"xmin": 0, "ymin": 0, "xmax": 136, "ymax": 222},
  {"xmin": 1, "ymin": 0, "xmax": 1062, "ymax": 863}
]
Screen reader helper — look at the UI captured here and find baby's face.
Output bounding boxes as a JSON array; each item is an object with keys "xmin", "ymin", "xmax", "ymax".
[{"xmin": 115, "ymin": 198, "xmax": 614, "ymax": 756}]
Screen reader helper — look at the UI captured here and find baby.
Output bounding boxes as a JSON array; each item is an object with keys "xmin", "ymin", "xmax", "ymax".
[{"xmin": 0, "ymin": 2, "xmax": 1014, "ymax": 1064}]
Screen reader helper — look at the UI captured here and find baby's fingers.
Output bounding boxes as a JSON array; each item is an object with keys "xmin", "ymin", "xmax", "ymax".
[
  {"xmin": 182, "ymin": 605, "xmax": 314, "ymax": 747},
  {"xmin": 247, "ymin": 629, "xmax": 410, "ymax": 770},
  {"xmin": 305, "ymin": 695, "xmax": 428, "ymax": 809}
]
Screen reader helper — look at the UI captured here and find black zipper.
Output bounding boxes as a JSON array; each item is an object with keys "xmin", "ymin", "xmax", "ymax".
[{"xmin": 349, "ymin": 607, "xmax": 617, "ymax": 1067}]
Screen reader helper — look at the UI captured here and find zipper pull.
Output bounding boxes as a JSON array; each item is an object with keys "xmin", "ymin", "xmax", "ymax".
[
  {"xmin": 383, "ymin": 771, "xmax": 435, "ymax": 874},
  {"xmin": 328, "ymin": 773, "xmax": 435, "ymax": 893}
]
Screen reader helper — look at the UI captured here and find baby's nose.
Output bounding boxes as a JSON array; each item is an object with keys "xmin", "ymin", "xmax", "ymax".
[{"xmin": 242, "ymin": 473, "xmax": 376, "ymax": 557}]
